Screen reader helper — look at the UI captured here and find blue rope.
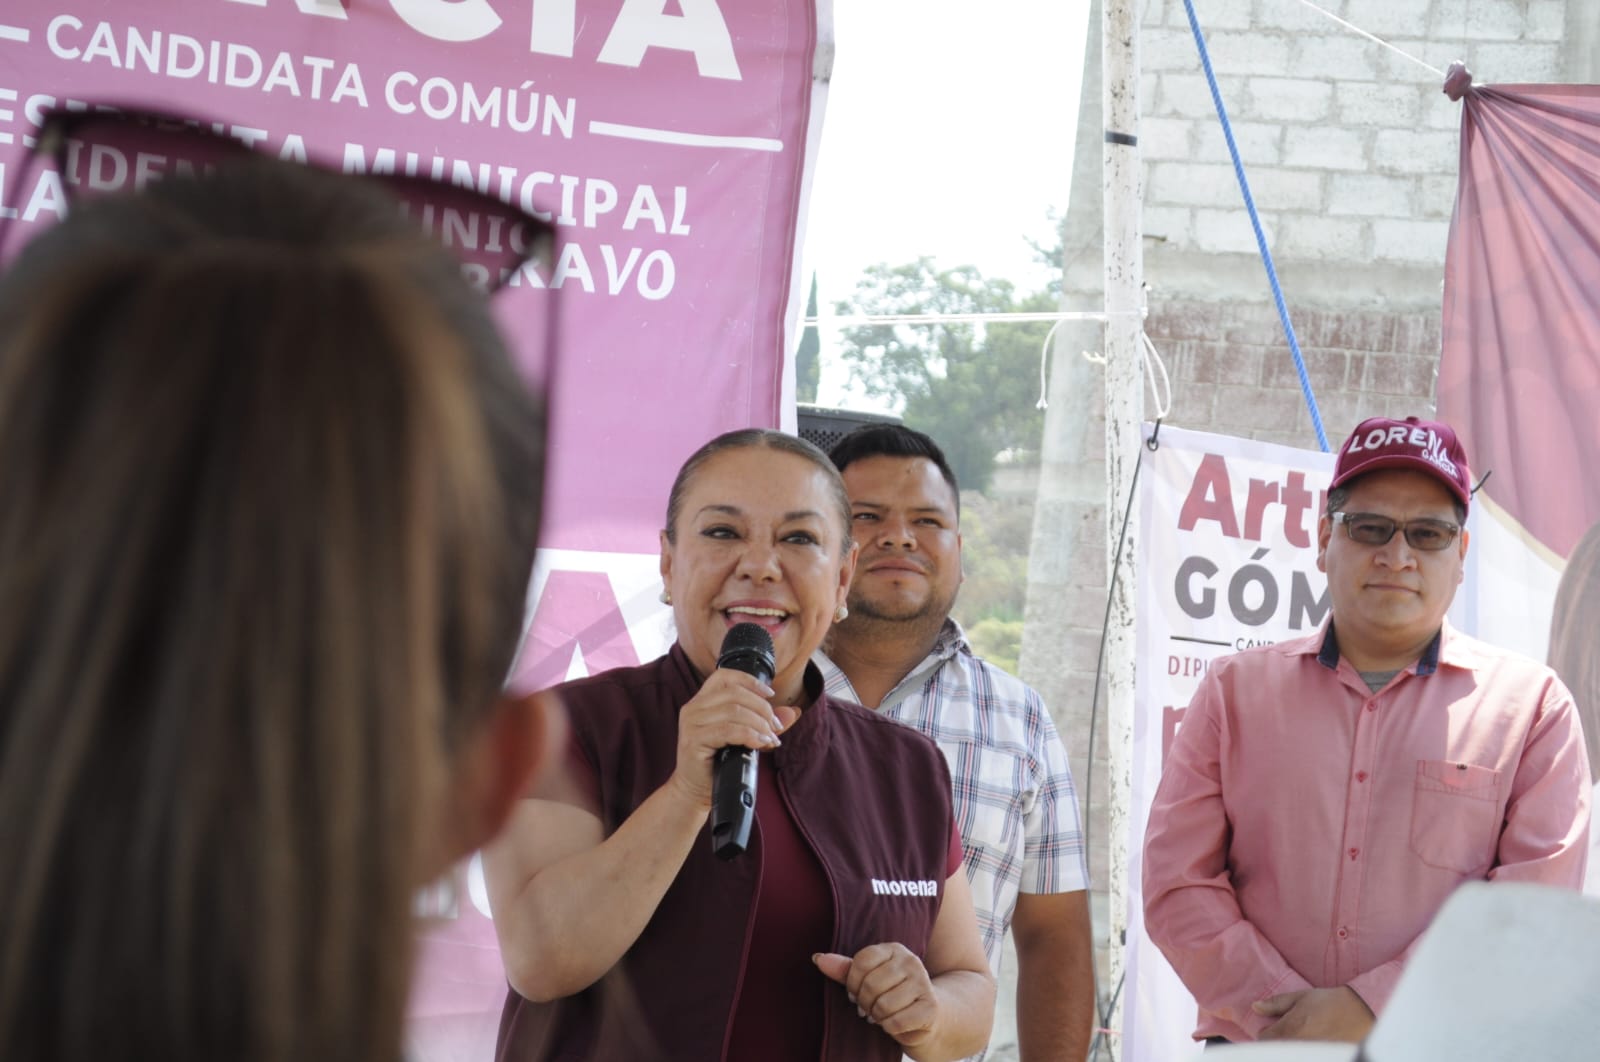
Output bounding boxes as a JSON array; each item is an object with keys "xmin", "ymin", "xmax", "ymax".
[{"xmin": 1180, "ymin": 0, "xmax": 1329, "ymax": 452}]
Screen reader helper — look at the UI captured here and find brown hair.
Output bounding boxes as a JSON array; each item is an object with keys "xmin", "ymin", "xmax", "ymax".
[
  {"xmin": 1550, "ymin": 520, "xmax": 1600, "ymax": 782},
  {"xmin": 0, "ymin": 159, "xmax": 545, "ymax": 1061},
  {"xmin": 827, "ymin": 422, "xmax": 962, "ymax": 519},
  {"xmin": 662, "ymin": 428, "xmax": 851, "ymax": 548}
]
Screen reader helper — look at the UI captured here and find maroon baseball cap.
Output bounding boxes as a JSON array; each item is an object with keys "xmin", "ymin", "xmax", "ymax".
[{"xmin": 1330, "ymin": 415, "xmax": 1473, "ymax": 511}]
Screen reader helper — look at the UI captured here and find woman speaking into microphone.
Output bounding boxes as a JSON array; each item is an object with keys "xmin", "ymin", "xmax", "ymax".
[{"xmin": 485, "ymin": 429, "xmax": 994, "ymax": 1062}]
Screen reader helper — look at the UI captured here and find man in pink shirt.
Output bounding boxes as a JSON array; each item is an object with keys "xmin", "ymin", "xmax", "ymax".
[{"xmin": 1142, "ymin": 415, "xmax": 1590, "ymax": 1046}]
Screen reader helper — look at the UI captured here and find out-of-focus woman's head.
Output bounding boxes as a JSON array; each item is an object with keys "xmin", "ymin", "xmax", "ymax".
[
  {"xmin": 0, "ymin": 157, "xmax": 553, "ymax": 1061},
  {"xmin": 659, "ymin": 429, "xmax": 855, "ymax": 701},
  {"xmin": 1550, "ymin": 520, "xmax": 1600, "ymax": 783}
]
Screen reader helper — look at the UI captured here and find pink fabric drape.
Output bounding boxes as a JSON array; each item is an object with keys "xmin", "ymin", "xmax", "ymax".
[{"xmin": 1438, "ymin": 84, "xmax": 1600, "ymax": 558}]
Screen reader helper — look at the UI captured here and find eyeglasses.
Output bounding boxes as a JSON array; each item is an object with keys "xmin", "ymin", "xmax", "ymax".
[
  {"xmin": 1332, "ymin": 512, "xmax": 1461, "ymax": 551},
  {"xmin": 1, "ymin": 105, "xmax": 557, "ymax": 297}
]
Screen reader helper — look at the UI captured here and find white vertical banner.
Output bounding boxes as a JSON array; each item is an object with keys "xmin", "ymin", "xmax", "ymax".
[{"xmin": 1125, "ymin": 424, "xmax": 1335, "ymax": 1061}]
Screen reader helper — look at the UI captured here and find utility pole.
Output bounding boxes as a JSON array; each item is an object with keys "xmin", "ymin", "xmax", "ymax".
[{"xmin": 1101, "ymin": 0, "xmax": 1142, "ymax": 1049}]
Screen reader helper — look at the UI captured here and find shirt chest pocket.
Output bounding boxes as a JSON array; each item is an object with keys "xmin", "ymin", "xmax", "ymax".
[
  {"xmin": 960, "ymin": 744, "xmax": 1033, "ymax": 855},
  {"xmin": 1409, "ymin": 759, "xmax": 1503, "ymax": 874}
]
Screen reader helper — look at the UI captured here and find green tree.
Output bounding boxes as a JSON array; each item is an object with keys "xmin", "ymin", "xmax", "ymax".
[
  {"xmin": 951, "ymin": 490, "xmax": 1034, "ymax": 626},
  {"xmin": 835, "ymin": 258, "xmax": 1051, "ymax": 492},
  {"xmin": 964, "ymin": 616, "xmax": 1024, "ymax": 676},
  {"xmin": 795, "ymin": 273, "xmax": 820, "ymax": 404}
]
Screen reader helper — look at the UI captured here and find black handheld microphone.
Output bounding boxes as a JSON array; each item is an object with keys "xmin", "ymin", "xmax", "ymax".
[{"xmin": 710, "ymin": 622, "xmax": 775, "ymax": 860}]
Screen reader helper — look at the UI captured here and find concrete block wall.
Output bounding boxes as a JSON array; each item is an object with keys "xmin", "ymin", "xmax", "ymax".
[
  {"xmin": 1149, "ymin": 300, "xmax": 1444, "ymax": 445},
  {"xmin": 1138, "ymin": 0, "xmax": 1570, "ymax": 308},
  {"xmin": 1018, "ymin": 0, "xmax": 1589, "ymax": 1032}
]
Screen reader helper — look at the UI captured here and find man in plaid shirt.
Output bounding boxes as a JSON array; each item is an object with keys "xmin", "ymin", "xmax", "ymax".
[{"xmin": 815, "ymin": 424, "xmax": 1094, "ymax": 1062}]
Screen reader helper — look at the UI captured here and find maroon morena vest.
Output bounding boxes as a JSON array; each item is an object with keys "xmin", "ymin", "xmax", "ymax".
[{"xmin": 495, "ymin": 644, "xmax": 955, "ymax": 1062}]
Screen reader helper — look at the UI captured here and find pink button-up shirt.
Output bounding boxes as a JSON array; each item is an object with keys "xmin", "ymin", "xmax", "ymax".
[{"xmin": 1142, "ymin": 621, "xmax": 1590, "ymax": 1043}]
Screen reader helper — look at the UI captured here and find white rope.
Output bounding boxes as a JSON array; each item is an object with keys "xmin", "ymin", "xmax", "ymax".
[
  {"xmin": 1032, "ymin": 329, "xmax": 1172, "ymax": 418},
  {"xmin": 1285, "ymin": 0, "xmax": 1444, "ymax": 78},
  {"xmin": 1142, "ymin": 332, "xmax": 1173, "ymax": 420},
  {"xmin": 1035, "ymin": 319, "xmax": 1066, "ymax": 409}
]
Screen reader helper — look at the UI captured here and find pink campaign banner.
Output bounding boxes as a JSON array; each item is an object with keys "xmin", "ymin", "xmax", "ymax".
[
  {"xmin": 0, "ymin": 3, "xmax": 819, "ymax": 556},
  {"xmin": 1, "ymin": 4, "xmax": 824, "ymax": 1058},
  {"xmin": 1438, "ymin": 83, "xmax": 1600, "ymax": 565},
  {"xmin": 1438, "ymin": 82, "xmax": 1600, "ymax": 902}
]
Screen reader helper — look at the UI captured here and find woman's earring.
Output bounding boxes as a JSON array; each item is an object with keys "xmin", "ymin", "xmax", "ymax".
[
  {"xmin": 834, "ymin": 604, "xmax": 849, "ymax": 623},
  {"xmin": 660, "ymin": 589, "xmax": 672, "ymax": 605}
]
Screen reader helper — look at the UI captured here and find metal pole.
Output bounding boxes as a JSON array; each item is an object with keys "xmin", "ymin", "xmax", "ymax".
[{"xmin": 1102, "ymin": 0, "xmax": 1142, "ymax": 1051}]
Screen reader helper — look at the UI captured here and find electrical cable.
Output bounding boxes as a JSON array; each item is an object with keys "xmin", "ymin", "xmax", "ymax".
[
  {"xmin": 1090, "ymin": 968, "xmax": 1129, "ymax": 1062},
  {"xmin": 1080, "ymin": 420, "xmax": 1160, "ymax": 1059}
]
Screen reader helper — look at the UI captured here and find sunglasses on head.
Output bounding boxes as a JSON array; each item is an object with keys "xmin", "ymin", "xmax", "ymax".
[
  {"xmin": 1332, "ymin": 511, "xmax": 1462, "ymax": 551},
  {"xmin": 0, "ymin": 105, "xmax": 558, "ymax": 297}
]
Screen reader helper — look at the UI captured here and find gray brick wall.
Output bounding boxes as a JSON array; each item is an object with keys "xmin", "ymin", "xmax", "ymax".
[{"xmin": 1131, "ymin": 0, "xmax": 1568, "ymax": 307}]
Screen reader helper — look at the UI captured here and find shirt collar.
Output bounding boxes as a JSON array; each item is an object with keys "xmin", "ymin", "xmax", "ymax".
[
  {"xmin": 1314, "ymin": 621, "xmax": 1445, "ymax": 675},
  {"xmin": 815, "ymin": 617, "xmax": 968, "ymax": 711},
  {"xmin": 930, "ymin": 616, "xmax": 969, "ymax": 658},
  {"xmin": 772, "ymin": 658, "xmax": 832, "ymax": 768},
  {"xmin": 869, "ymin": 617, "xmax": 968, "ymax": 711}
]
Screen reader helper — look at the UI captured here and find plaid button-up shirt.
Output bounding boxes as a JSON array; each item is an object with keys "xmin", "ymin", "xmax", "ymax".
[{"xmin": 817, "ymin": 619, "xmax": 1087, "ymax": 975}]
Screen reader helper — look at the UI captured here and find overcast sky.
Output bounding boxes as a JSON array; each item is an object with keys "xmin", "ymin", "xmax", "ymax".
[{"xmin": 796, "ymin": 0, "xmax": 1091, "ymax": 408}]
